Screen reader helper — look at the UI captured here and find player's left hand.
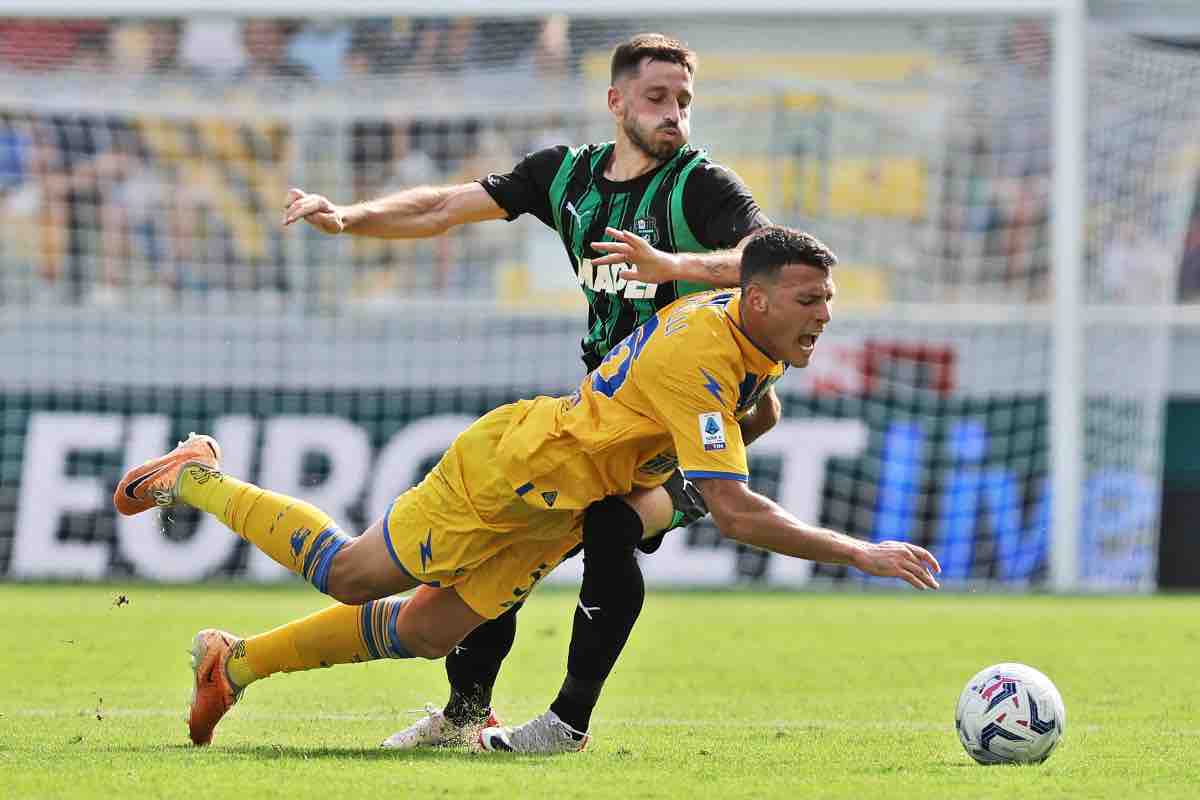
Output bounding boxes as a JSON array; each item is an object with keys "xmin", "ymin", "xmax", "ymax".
[
  {"xmin": 591, "ymin": 227, "xmax": 683, "ymax": 284},
  {"xmin": 853, "ymin": 540, "xmax": 942, "ymax": 590}
]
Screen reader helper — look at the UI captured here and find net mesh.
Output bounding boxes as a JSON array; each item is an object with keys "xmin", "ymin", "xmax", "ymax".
[{"xmin": 1, "ymin": 13, "xmax": 1198, "ymax": 588}]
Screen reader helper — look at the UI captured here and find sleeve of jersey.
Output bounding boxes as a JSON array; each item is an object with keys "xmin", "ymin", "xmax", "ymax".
[
  {"xmin": 476, "ymin": 145, "xmax": 566, "ymax": 228},
  {"xmin": 649, "ymin": 356, "xmax": 749, "ymax": 483},
  {"xmin": 683, "ymin": 162, "xmax": 771, "ymax": 250}
]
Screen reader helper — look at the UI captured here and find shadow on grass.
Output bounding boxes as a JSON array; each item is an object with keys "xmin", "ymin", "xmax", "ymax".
[
  {"xmin": 118, "ymin": 743, "xmax": 565, "ymax": 764},
  {"xmin": 930, "ymin": 757, "xmax": 1046, "ymax": 769},
  {"xmin": 157, "ymin": 743, "xmax": 472, "ymax": 761}
]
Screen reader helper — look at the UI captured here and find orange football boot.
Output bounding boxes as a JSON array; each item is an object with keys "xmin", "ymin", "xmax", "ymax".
[
  {"xmin": 113, "ymin": 433, "xmax": 221, "ymax": 516},
  {"xmin": 188, "ymin": 628, "xmax": 244, "ymax": 746}
]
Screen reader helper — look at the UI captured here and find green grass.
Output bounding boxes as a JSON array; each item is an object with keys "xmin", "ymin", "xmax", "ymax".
[{"xmin": 3, "ymin": 584, "xmax": 1197, "ymax": 799}]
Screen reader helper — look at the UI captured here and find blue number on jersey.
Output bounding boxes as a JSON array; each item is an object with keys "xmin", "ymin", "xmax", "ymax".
[{"xmin": 591, "ymin": 315, "xmax": 660, "ymax": 398}]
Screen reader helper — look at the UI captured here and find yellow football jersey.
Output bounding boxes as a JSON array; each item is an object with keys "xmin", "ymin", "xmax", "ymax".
[{"xmin": 494, "ymin": 289, "xmax": 786, "ymax": 511}]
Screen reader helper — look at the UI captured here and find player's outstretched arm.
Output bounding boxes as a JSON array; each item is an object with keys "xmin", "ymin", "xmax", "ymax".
[
  {"xmin": 282, "ymin": 183, "xmax": 508, "ymax": 239},
  {"xmin": 694, "ymin": 477, "xmax": 941, "ymax": 590},
  {"xmin": 591, "ymin": 227, "xmax": 752, "ymax": 288}
]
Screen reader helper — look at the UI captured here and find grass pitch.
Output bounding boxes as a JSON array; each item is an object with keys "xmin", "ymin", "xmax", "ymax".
[{"xmin": 4, "ymin": 584, "xmax": 1197, "ymax": 799}]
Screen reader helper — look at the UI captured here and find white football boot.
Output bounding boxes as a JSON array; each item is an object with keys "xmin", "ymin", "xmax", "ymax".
[
  {"xmin": 381, "ymin": 704, "xmax": 500, "ymax": 750},
  {"xmin": 477, "ymin": 710, "xmax": 589, "ymax": 753}
]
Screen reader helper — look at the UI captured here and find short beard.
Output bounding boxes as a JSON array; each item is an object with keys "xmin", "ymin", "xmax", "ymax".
[{"xmin": 623, "ymin": 115, "xmax": 681, "ymax": 161}]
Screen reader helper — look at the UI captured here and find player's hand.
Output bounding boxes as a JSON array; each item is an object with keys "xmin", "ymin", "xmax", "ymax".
[
  {"xmin": 591, "ymin": 226, "xmax": 682, "ymax": 284},
  {"xmin": 853, "ymin": 540, "xmax": 942, "ymax": 590},
  {"xmin": 283, "ymin": 187, "xmax": 346, "ymax": 234}
]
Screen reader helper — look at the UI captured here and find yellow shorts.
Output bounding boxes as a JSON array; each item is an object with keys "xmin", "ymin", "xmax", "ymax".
[{"xmin": 382, "ymin": 404, "xmax": 583, "ymax": 619}]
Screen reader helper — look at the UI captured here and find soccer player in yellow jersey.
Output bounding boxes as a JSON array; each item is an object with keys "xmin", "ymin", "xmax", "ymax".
[
  {"xmin": 286, "ymin": 34, "xmax": 771, "ymax": 750},
  {"xmin": 114, "ymin": 225, "xmax": 941, "ymax": 749}
]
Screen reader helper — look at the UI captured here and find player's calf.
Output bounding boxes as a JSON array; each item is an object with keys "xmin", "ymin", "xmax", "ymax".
[
  {"xmin": 389, "ymin": 585, "xmax": 487, "ymax": 660},
  {"xmin": 117, "ymin": 437, "xmax": 419, "ymax": 604},
  {"xmin": 322, "ymin": 529, "xmax": 421, "ymax": 606}
]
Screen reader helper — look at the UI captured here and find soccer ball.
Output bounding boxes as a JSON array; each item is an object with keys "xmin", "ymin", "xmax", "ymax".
[{"xmin": 955, "ymin": 662, "xmax": 1065, "ymax": 764}]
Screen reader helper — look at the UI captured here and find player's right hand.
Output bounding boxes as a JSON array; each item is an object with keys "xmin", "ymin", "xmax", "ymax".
[
  {"xmin": 283, "ymin": 188, "xmax": 345, "ymax": 234},
  {"xmin": 854, "ymin": 540, "xmax": 941, "ymax": 590}
]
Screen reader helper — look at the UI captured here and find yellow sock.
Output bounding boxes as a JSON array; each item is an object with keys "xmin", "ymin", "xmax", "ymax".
[
  {"xmin": 227, "ymin": 598, "xmax": 414, "ymax": 688},
  {"xmin": 177, "ymin": 465, "xmax": 351, "ymax": 594}
]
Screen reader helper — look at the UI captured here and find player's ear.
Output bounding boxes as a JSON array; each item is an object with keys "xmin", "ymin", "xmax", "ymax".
[
  {"xmin": 607, "ymin": 85, "xmax": 622, "ymax": 116},
  {"xmin": 745, "ymin": 282, "xmax": 770, "ymax": 313}
]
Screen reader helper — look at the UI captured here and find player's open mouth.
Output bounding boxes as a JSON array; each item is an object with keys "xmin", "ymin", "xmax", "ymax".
[{"xmin": 798, "ymin": 334, "xmax": 819, "ymax": 350}]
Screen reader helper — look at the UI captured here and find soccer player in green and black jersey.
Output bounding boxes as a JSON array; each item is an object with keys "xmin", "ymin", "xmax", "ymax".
[
  {"xmin": 479, "ymin": 137, "xmax": 767, "ymax": 373},
  {"xmin": 281, "ymin": 33, "xmax": 777, "ymax": 753}
]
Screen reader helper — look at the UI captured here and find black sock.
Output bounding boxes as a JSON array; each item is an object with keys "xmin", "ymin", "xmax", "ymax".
[
  {"xmin": 550, "ymin": 675, "xmax": 604, "ymax": 738},
  {"xmin": 443, "ymin": 601, "xmax": 522, "ymax": 727},
  {"xmin": 549, "ymin": 496, "xmax": 644, "ymax": 734}
]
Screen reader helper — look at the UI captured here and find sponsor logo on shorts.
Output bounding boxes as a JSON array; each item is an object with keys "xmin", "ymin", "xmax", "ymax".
[{"xmin": 501, "ymin": 562, "xmax": 553, "ymax": 608}]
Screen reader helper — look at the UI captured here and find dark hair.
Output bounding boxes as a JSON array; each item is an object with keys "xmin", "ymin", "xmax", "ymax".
[
  {"xmin": 610, "ymin": 33, "xmax": 696, "ymax": 84},
  {"xmin": 740, "ymin": 226, "xmax": 837, "ymax": 290}
]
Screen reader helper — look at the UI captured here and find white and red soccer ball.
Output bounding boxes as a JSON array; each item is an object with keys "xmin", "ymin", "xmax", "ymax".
[{"xmin": 955, "ymin": 662, "xmax": 1066, "ymax": 764}]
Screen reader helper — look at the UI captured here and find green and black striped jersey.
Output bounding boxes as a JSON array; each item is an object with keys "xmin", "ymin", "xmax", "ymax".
[{"xmin": 480, "ymin": 142, "xmax": 768, "ymax": 371}]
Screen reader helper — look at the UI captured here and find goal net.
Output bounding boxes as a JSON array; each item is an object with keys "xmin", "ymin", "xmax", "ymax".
[{"xmin": 2, "ymin": 7, "xmax": 1197, "ymax": 589}]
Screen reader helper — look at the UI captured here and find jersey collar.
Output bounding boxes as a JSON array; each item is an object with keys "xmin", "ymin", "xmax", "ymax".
[
  {"xmin": 594, "ymin": 142, "xmax": 686, "ymax": 193},
  {"xmin": 726, "ymin": 294, "xmax": 785, "ymax": 375}
]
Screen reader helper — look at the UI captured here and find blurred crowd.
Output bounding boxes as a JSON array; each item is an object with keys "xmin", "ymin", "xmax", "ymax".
[
  {"xmin": 931, "ymin": 19, "xmax": 1198, "ymax": 304},
  {"xmin": 932, "ymin": 20, "xmax": 1055, "ymax": 301},
  {"xmin": 0, "ymin": 16, "xmax": 583, "ymax": 84},
  {"xmin": 0, "ymin": 106, "xmax": 583, "ymax": 307},
  {"xmin": 1, "ymin": 16, "xmax": 1198, "ymax": 307},
  {"xmin": 0, "ymin": 16, "xmax": 596, "ymax": 307}
]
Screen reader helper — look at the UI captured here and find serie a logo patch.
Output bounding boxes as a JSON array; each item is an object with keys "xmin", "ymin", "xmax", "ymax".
[{"xmin": 698, "ymin": 412, "xmax": 726, "ymax": 451}]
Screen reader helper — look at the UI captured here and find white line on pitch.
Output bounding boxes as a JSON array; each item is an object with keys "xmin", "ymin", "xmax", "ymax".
[{"xmin": 1, "ymin": 708, "xmax": 1140, "ymax": 736}]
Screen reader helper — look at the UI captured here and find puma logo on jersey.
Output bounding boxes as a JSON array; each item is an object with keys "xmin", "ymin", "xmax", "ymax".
[
  {"xmin": 565, "ymin": 201, "xmax": 583, "ymax": 227},
  {"xmin": 578, "ymin": 258, "xmax": 658, "ymax": 299}
]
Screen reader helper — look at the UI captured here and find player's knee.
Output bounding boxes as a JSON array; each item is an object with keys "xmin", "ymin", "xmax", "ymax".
[
  {"xmin": 325, "ymin": 579, "xmax": 373, "ymax": 607},
  {"xmin": 583, "ymin": 496, "xmax": 644, "ymax": 555},
  {"xmin": 407, "ymin": 635, "xmax": 456, "ymax": 660},
  {"xmin": 394, "ymin": 619, "xmax": 461, "ymax": 659},
  {"xmin": 620, "ymin": 486, "xmax": 675, "ymax": 534},
  {"xmin": 325, "ymin": 546, "xmax": 381, "ymax": 605}
]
